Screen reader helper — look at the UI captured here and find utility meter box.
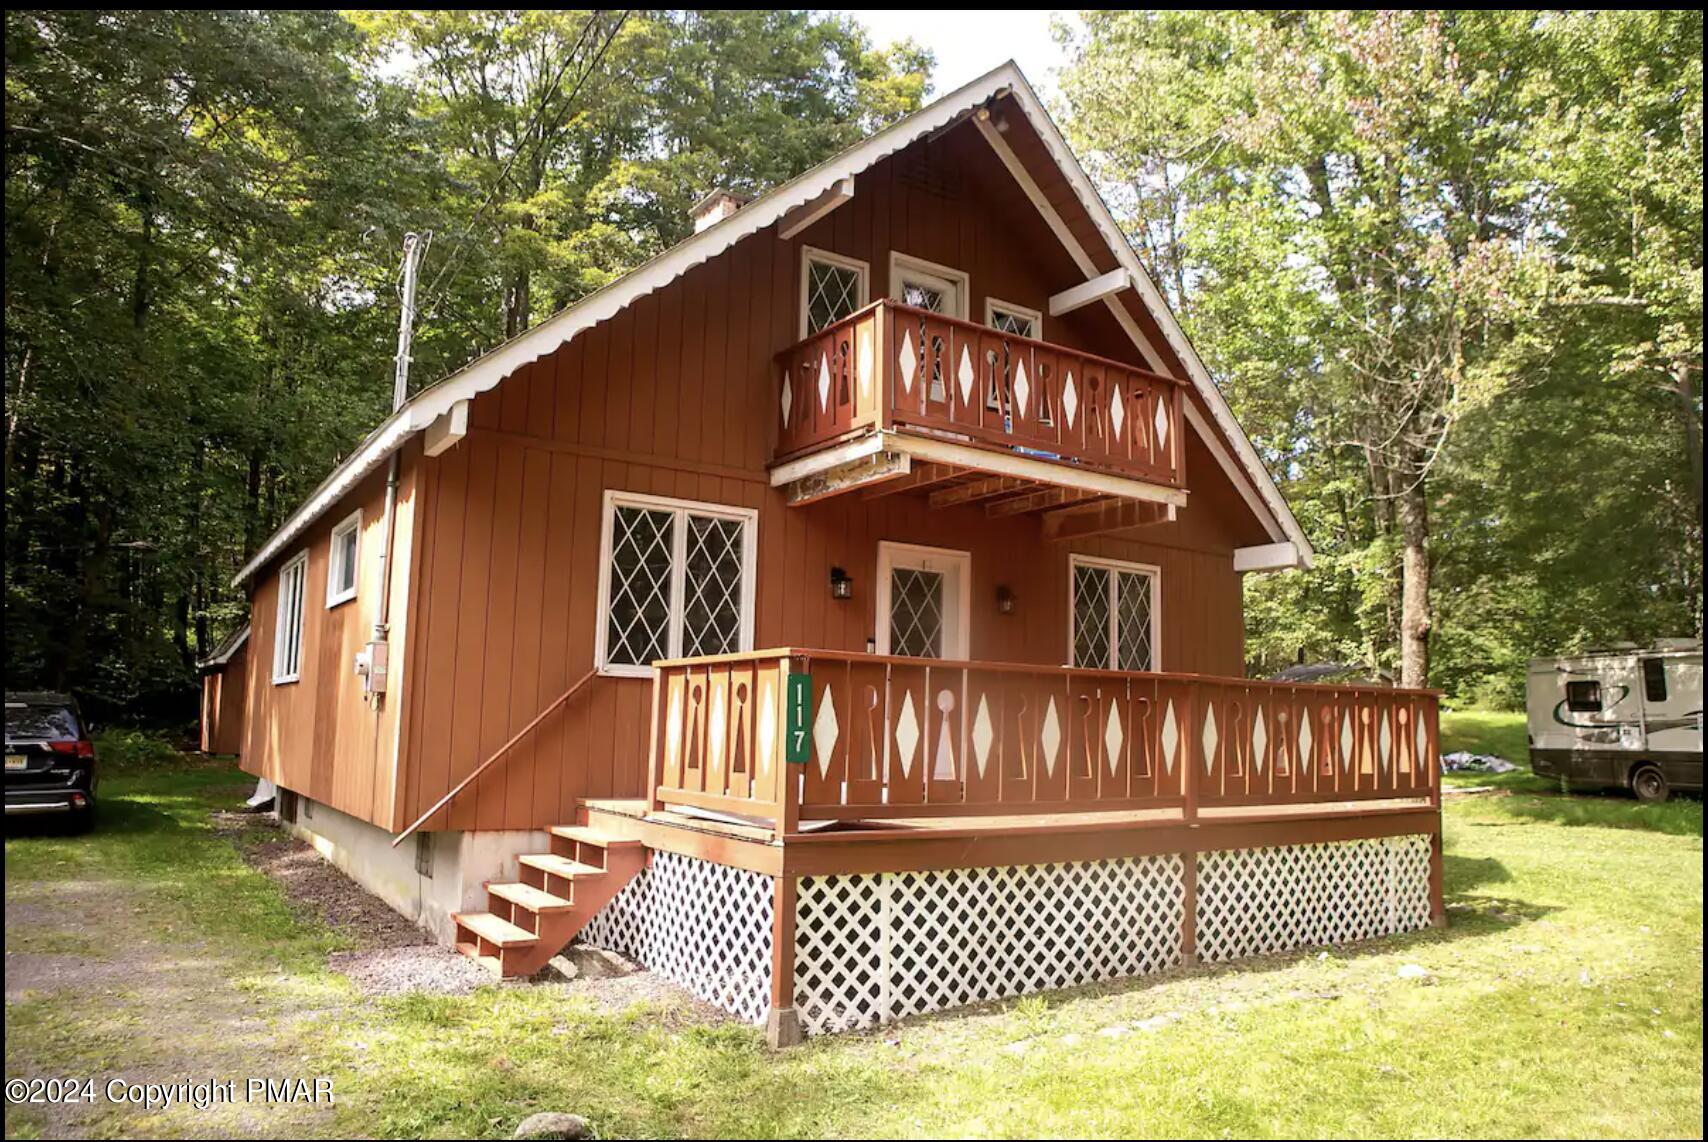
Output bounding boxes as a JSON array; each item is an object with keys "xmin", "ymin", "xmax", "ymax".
[{"xmin": 355, "ymin": 640, "xmax": 390, "ymax": 695}]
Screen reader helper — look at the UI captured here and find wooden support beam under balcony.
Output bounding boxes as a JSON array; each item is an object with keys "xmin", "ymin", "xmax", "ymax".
[
  {"xmin": 1041, "ymin": 496, "xmax": 1173, "ymax": 541},
  {"xmin": 770, "ymin": 299, "xmax": 1191, "ymax": 523}
]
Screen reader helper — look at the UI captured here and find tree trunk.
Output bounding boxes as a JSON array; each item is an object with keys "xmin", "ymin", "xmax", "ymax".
[
  {"xmin": 1675, "ymin": 357, "xmax": 1703, "ymax": 527},
  {"xmin": 1397, "ymin": 479, "xmax": 1431, "ymax": 688}
]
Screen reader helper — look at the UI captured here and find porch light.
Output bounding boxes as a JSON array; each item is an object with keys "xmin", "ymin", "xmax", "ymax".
[
  {"xmin": 830, "ymin": 566, "xmax": 853, "ymax": 600},
  {"xmin": 996, "ymin": 585, "xmax": 1017, "ymax": 615}
]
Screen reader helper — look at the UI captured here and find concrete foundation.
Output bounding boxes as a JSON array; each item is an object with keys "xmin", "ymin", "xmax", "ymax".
[{"xmin": 276, "ymin": 788, "xmax": 549, "ymax": 944}]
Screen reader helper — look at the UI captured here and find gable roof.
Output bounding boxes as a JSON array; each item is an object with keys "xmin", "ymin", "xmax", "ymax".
[{"xmin": 235, "ymin": 61, "xmax": 1310, "ymax": 587}]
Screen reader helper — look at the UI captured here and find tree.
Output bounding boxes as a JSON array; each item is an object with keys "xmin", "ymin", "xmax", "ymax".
[
  {"xmin": 351, "ymin": 10, "xmax": 931, "ymax": 358},
  {"xmin": 1059, "ymin": 10, "xmax": 1702, "ymax": 696}
]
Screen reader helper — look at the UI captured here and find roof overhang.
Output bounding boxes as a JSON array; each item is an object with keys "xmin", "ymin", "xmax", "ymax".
[{"xmin": 236, "ymin": 60, "xmax": 1311, "ymax": 587}]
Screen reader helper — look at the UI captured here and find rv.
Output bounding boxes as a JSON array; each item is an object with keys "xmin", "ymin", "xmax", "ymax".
[{"xmin": 1527, "ymin": 639, "xmax": 1703, "ymax": 801}]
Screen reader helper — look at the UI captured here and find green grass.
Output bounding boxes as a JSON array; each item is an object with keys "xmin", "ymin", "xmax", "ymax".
[
  {"xmin": 6, "ymin": 748, "xmax": 1703, "ymax": 1139},
  {"xmin": 1440, "ymin": 709, "xmax": 1703, "ymax": 837}
]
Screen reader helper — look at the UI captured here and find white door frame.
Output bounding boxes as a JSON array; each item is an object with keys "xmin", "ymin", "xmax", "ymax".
[{"xmin": 875, "ymin": 540, "xmax": 972, "ymax": 659}]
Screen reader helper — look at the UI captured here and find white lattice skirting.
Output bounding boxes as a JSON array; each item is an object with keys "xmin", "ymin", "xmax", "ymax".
[
  {"xmin": 580, "ymin": 852, "xmax": 774, "ymax": 1024},
  {"xmin": 1196, "ymin": 835, "xmax": 1433, "ymax": 963},
  {"xmin": 793, "ymin": 856, "xmax": 1186, "ymax": 1035},
  {"xmin": 580, "ymin": 837, "xmax": 1432, "ymax": 1035}
]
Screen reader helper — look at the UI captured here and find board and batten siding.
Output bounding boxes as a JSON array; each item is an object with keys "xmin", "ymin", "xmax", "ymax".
[
  {"xmin": 239, "ymin": 441, "xmax": 423, "ymax": 827},
  {"xmin": 394, "ymin": 131, "xmax": 1266, "ymax": 835}
]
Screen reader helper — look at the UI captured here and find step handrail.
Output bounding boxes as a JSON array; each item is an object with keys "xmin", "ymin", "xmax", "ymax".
[{"xmin": 391, "ymin": 666, "xmax": 600, "ymax": 847}]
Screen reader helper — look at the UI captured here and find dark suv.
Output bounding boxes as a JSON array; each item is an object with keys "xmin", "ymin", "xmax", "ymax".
[{"xmin": 5, "ymin": 691, "xmax": 97, "ymax": 829}]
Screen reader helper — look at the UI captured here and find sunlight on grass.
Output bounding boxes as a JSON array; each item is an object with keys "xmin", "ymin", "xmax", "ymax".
[{"xmin": 6, "ymin": 754, "xmax": 1703, "ymax": 1139}]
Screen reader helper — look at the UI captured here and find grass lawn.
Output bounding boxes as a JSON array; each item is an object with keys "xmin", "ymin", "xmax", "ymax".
[
  {"xmin": 1440, "ymin": 709, "xmax": 1704, "ymax": 835},
  {"xmin": 4, "ymin": 740, "xmax": 1702, "ymax": 1139}
]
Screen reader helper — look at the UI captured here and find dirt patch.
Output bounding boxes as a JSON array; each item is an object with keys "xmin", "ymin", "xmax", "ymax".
[{"xmin": 212, "ymin": 811, "xmax": 425, "ymax": 951}]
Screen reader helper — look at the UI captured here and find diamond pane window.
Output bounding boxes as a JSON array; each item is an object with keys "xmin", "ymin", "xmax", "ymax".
[
  {"xmin": 1115, "ymin": 569, "xmax": 1154, "ymax": 671},
  {"xmin": 605, "ymin": 506, "xmax": 675, "ymax": 669},
  {"xmin": 805, "ymin": 252, "xmax": 866, "ymax": 334},
  {"xmin": 1070, "ymin": 556, "xmax": 1158, "ymax": 671},
  {"xmin": 599, "ymin": 494, "xmax": 755, "ymax": 672},
  {"xmin": 683, "ymin": 515, "xmax": 745, "ymax": 656},
  {"xmin": 989, "ymin": 306, "xmax": 1037, "ymax": 339},
  {"xmin": 889, "ymin": 567, "xmax": 945, "ymax": 658},
  {"xmin": 1072, "ymin": 564, "xmax": 1111, "ymax": 669}
]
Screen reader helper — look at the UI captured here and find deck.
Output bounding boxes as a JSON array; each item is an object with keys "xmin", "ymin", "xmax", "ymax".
[{"xmin": 557, "ymin": 651, "xmax": 1445, "ymax": 1042}]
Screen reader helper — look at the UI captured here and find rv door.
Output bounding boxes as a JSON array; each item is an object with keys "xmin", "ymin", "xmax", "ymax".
[{"xmin": 1636, "ymin": 654, "xmax": 1705, "ymax": 755}]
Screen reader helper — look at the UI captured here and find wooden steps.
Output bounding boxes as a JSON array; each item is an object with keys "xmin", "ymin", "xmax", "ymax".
[{"xmin": 452, "ymin": 820, "xmax": 647, "ymax": 978}]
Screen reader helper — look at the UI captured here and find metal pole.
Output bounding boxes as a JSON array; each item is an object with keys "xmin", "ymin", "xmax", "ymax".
[
  {"xmin": 392, "ymin": 231, "xmax": 426, "ymax": 412},
  {"xmin": 373, "ymin": 232, "xmax": 430, "ymax": 666}
]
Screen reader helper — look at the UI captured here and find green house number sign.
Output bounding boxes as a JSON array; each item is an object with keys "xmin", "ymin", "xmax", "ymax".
[{"xmin": 785, "ymin": 672, "xmax": 812, "ymax": 765}]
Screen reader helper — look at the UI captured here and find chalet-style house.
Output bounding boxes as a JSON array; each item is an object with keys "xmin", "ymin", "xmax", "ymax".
[{"xmin": 227, "ymin": 63, "xmax": 1444, "ymax": 1044}]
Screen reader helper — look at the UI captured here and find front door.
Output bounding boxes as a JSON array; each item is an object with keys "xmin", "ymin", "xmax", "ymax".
[{"xmin": 876, "ymin": 542, "xmax": 970, "ymax": 659}]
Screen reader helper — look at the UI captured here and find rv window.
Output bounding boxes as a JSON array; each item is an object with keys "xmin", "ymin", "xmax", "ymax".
[
  {"xmin": 1642, "ymin": 658, "xmax": 1667, "ymax": 703},
  {"xmin": 1565, "ymin": 680, "xmax": 1601, "ymax": 712}
]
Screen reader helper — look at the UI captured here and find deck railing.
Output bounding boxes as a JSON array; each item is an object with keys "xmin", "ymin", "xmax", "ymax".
[
  {"xmin": 648, "ymin": 649, "xmax": 1440, "ymax": 838},
  {"xmin": 774, "ymin": 300, "xmax": 1187, "ymax": 488}
]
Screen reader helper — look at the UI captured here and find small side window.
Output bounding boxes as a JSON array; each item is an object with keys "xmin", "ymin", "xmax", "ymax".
[
  {"xmin": 1565, "ymin": 680, "xmax": 1602, "ymax": 712},
  {"xmin": 1642, "ymin": 658, "xmax": 1667, "ymax": 703}
]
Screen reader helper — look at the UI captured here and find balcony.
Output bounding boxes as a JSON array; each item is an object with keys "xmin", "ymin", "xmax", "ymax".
[
  {"xmin": 646, "ymin": 649, "xmax": 1441, "ymax": 839},
  {"xmin": 772, "ymin": 301, "xmax": 1189, "ymax": 528}
]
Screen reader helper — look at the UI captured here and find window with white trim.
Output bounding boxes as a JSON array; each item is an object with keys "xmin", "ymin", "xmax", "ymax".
[
  {"xmin": 1069, "ymin": 554, "xmax": 1160, "ymax": 672},
  {"xmin": 326, "ymin": 509, "xmax": 361, "ymax": 608},
  {"xmin": 801, "ymin": 247, "xmax": 869, "ymax": 336},
  {"xmin": 986, "ymin": 297, "xmax": 1041, "ymax": 339},
  {"xmin": 889, "ymin": 251, "xmax": 969, "ymax": 319},
  {"xmin": 273, "ymin": 552, "xmax": 309, "ymax": 683},
  {"xmin": 596, "ymin": 492, "xmax": 758, "ymax": 675},
  {"xmin": 983, "ymin": 298, "xmax": 1045, "ymax": 413}
]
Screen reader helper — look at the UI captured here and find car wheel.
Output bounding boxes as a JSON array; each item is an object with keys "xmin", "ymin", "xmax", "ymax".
[
  {"xmin": 68, "ymin": 805, "xmax": 96, "ymax": 834},
  {"xmin": 1631, "ymin": 765, "xmax": 1670, "ymax": 803}
]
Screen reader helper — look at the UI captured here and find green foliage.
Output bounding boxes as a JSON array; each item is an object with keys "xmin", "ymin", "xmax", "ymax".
[
  {"xmin": 4, "ymin": 10, "xmax": 930, "ymax": 722},
  {"xmin": 94, "ymin": 727, "xmax": 188, "ymax": 769},
  {"xmin": 1061, "ymin": 10, "xmax": 1703, "ymax": 700}
]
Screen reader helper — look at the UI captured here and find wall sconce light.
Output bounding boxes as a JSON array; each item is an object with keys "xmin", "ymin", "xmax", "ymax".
[
  {"xmin": 830, "ymin": 566, "xmax": 853, "ymax": 601},
  {"xmin": 995, "ymin": 585, "xmax": 1016, "ymax": 615}
]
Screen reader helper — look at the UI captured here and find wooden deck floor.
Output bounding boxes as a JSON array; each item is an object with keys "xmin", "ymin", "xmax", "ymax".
[{"xmin": 581, "ymin": 796, "xmax": 1439, "ymax": 877}]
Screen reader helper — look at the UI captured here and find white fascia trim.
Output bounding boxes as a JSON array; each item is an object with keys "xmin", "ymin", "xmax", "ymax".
[
  {"xmin": 233, "ymin": 66, "xmax": 1017, "ymax": 590},
  {"xmin": 989, "ymin": 71, "xmax": 1315, "ymax": 567},
  {"xmin": 1234, "ymin": 540, "xmax": 1305, "ymax": 573}
]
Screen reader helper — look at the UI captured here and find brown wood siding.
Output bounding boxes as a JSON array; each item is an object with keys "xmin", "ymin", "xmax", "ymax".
[
  {"xmin": 239, "ymin": 440, "xmax": 422, "ymax": 827},
  {"xmin": 397, "ymin": 126, "xmax": 1263, "ymax": 834},
  {"xmin": 199, "ymin": 646, "xmax": 247, "ymax": 756}
]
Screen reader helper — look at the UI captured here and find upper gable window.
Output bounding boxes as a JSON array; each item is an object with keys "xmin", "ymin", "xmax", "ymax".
[
  {"xmin": 801, "ymin": 247, "xmax": 868, "ymax": 337},
  {"xmin": 889, "ymin": 251, "xmax": 969, "ymax": 320},
  {"xmin": 986, "ymin": 297, "xmax": 1042, "ymax": 340},
  {"xmin": 326, "ymin": 509, "xmax": 361, "ymax": 608}
]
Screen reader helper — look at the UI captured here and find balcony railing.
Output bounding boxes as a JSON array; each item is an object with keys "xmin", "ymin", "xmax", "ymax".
[
  {"xmin": 774, "ymin": 300, "xmax": 1187, "ymax": 488},
  {"xmin": 648, "ymin": 649, "xmax": 1440, "ymax": 839}
]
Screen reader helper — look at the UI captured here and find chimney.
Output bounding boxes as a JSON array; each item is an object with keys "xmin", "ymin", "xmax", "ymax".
[{"xmin": 690, "ymin": 187, "xmax": 749, "ymax": 234}]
